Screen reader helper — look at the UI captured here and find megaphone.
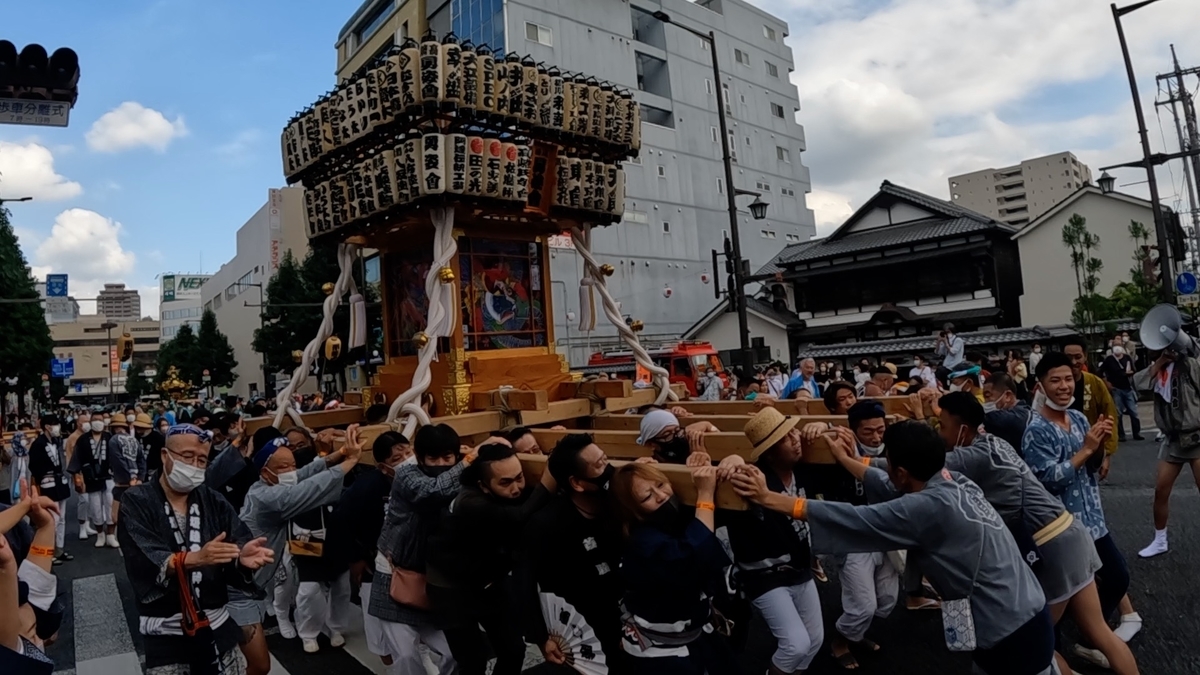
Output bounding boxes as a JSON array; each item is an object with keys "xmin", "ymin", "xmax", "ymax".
[{"xmin": 1140, "ymin": 304, "xmax": 1195, "ymax": 354}]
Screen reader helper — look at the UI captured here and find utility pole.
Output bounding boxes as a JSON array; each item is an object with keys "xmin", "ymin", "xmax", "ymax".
[{"xmin": 1157, "ymin": 44, "xmax": 1200, "ymax": 267}]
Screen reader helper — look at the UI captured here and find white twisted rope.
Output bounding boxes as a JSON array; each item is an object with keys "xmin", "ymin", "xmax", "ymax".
[
  {"xmin": 570, "ymin": 224, "xmax": 677, "ymax": 405},
  {"xmin": 385, "ymin": 206, "xmax": 460, "ymax": 438},
  {"xmin": 272, "ymin": 243, "xmax": 362, "ymax": 429}
]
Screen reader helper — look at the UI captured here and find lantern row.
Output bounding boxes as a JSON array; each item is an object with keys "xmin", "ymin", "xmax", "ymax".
[
  {"xmin": 303, "ymin": 133, "xmax": 627, "ymax": 239},
  {"xmin": 282, "ymin": 31, "xmax": 642, "ymax": 184}
]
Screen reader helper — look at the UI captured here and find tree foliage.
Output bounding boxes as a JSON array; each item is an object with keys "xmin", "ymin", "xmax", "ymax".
[
  {"xmin": 1062, "ymin": 214, "xmax": 1107, "ymax": 332},
  {"xmin": 156, "ymin": 323, "xmax": 202, "ymax": 389},
  {"xmin": 196, "ymin": 309, "xmax": 238, "ymax": 388},
  {"xmin": 0, "ymin": 207, "xmax": 54, "ymax": 414},
  {"xmin": 124, "ymin": 368, "xmax": 155, "ymax": 399},
  {"xmin": 1107, "ymin": 220, "xmax": 1165, "ymax": 320}
]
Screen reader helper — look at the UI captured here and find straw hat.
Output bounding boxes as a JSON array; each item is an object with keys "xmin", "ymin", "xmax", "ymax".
[
  {"xmin": 743, "ymin": 407, "xmax": 801, "ymax": 461},
  {"xmin": 133, "ymin": 413, "xmax": 154, "ymax": 429}
]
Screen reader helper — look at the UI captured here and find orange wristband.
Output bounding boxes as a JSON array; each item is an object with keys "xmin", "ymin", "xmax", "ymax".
[
  {"xmin": 861, "ymin": 457, "xmax": 871, "ymax": 466},
  {"xmin": 791, "ymin": 497, "xmax": 808, "ymax": 520},
  {"xmin": 695, "ymin": 501, "xmax": 715, "ymax": 512},
  {"xmin": 29, "ymin": 545, "xmax": 55, "ymax": 558}
]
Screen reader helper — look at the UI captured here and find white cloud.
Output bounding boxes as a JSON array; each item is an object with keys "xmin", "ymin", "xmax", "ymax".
[
  {"xmin": 215, "ymin": 129, "xmax": 262, "ymax": 162},
  {"xmin": 750, "ymin": 0, "xmax": 1200, "ymax": 222},
  {"xmin": 31, "ymin": 208, "xmax": 137, "ymax": 301},
  {"xmin": 86, "ymin": 102, "xmax": 188, "ymax": 153},
  {"xmin": 807, "ymin": 189, "xmax": 857, "ymax": 236},
  {"xmin": 0, "ymin": 140, "xmax": 82, "ymax": 200},
  {"xmin": 140, "ymin": 286, "xmax": 161, "ymax": 319}
]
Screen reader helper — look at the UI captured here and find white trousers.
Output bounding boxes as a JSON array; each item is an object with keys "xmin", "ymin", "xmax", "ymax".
[
  {"xmin": 54, "ymin": 500, "xmax": 67, "ymax": 548},
  {"xmin": 87, "ymin": 481, "xmax": 114, "ymax": 527},
  {"xmin": 836, "ymin": 552, "xmax": 899, "ymax": 642},
  {"xmin": 76, "ymin": 494, "xmax": 88, "ymax": 523},
  {"xmin": 370, "ymin": 611, "xmax": 457, "ymax": 675},
  {"xmin": 295, "ymin": 572, "xmax": 352, "ymax": 640},
  {"xmin": 272, "ymin": 553, "xmax": 300, "ymax": 622},
  {"xmin": 751, "ymin": 580, "xmax": 824, "ymax": 672}
]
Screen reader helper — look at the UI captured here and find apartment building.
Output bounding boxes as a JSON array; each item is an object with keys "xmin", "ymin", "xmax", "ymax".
[
  {"xmin": 51, "ymin": 317, "xmax": 159, "ymax": 399},
  {"xmin": 96, "ymin": 283, "xmax": 142, "ymax": 321},
  {"xmin": 336, "ymin": 0, "xmax": 427, "ymax": 81},
  {"xmin": 948, "ymin": 151, "xmax": 1093, "ymax": 228}
]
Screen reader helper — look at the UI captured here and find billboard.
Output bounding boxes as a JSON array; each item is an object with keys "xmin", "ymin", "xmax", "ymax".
[
  {"xmin": 268, "ymin": 188, "xmax": 283, "ymax": 272},
  {"xmin": 161, "ymin": 274, "xmax": 210, "ymax": 302}
]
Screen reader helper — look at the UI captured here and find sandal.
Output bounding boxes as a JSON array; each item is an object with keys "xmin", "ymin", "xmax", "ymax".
[
  {"xmin": 833, "ymin": 649, "xmax": 860, "ymax": 669},
  {"xmin": 852, "ymin": 638, "xmax": 881, "ymax": 653},
  {"xmin": 812, "ymin": 560, "xmax": 829, "ymax": 583}
]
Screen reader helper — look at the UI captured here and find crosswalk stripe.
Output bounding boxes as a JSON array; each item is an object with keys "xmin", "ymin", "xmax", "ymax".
[{"xmin": 71, "ymin": 574, "xmax": 139, "ymax": 675}]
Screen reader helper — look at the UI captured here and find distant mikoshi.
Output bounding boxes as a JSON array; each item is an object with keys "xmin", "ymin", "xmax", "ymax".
[{"xmin": 280, "ymin": 30, "xmax": 642, "ymax": 239}]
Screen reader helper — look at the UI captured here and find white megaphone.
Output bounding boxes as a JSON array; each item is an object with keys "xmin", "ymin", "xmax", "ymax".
[{"xmin": 1140, "ymin": 304, "xmax": 1196, "ymax": 355}]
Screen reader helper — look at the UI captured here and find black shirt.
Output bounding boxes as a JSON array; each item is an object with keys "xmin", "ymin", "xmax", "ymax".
[
  {"xmin": 329, "ymin": 468, "xmax": 391, "ymax": 573},
  {"xmin": 1100, "ymin": 354, "xmax": 1135, "ymax": 391},
  {"xmin": 140, "ymin": 430, "xmax": 165, "ymax": 478}
]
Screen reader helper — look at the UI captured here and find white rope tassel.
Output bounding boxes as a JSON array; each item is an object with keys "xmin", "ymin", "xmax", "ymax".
[
  {"xmin": 385, "ymin": 206, "xmax": 460, "ymax": 437},
  {"xmin": 569, "ymin": 224, "xmax": 676, "ymax": 405},
  {"xmin": 272, "ymin": 243, "xmax": 362, "ymax": 429},
  {"xmin": 348, "ymin": 293, "xmax": 367, "ymax": 349}
]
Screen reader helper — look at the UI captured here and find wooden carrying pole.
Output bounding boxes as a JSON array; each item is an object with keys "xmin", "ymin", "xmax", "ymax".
[{"xmin": 518, "ymin": 453, "xmax": 747, "ymax": 510}]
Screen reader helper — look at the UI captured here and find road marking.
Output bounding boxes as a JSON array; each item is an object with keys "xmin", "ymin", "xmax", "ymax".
[{"xmin": 72, "ymin": 574, "xmax": 139, "ymax": 675}]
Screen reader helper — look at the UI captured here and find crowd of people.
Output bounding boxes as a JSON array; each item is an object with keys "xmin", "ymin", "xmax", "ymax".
[{"xmin": 0, "ymin": 322, "xmax": 1194, "ymax": 674}]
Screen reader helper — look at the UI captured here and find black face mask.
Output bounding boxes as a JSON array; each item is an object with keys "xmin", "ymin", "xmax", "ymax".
[
  {"xmin": 655, "ymin": 436, "xmax": 691, "ymax": 464},
  {"xmin": 418, "ymin": 463, "xmax": 454, "ymax": 477},
  {"xmin": 581, "ymin": 464, "xmax": 616, "ymax": 491},
  {"xmin": 643, "ymin": 495, "xmax": 687, "ymax": 533}
]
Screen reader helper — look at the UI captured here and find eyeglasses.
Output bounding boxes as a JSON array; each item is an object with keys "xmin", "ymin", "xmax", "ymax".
[{"xmin": 166, "ymin": 446, "xmax": 209, "ymax": 469}]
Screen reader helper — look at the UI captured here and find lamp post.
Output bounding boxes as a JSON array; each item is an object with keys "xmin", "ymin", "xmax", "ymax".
[
  {"xmin": 100, "ymin": 320, "xmax": 118, "ymax": 402},
  {"xmin": 652, "ymin": 10, "xmax": 770, "ymax": 375},
  {"xmin": 1111, "ymin": 0, "xmax": 1172, "ymax": 297},
  {"xmin": 1098, "ymin": 171, "xmax": 1116, "ymax": 194}
]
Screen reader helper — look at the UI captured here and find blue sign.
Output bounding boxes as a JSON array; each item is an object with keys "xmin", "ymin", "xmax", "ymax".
[
  {"xmin": 1177, "ymin": 272, "xmax": 1198, "ymax": 295},
  {"xmin": 50, "ymin": 358, "xmax": 74, "ymax": 378},
  {"xmin": 74, "ymin": 383, "xmax": 83, "ymax": 393},
  {"xmin": 45, "ymin": 274, "xmax": 68, "ymax": 298}
]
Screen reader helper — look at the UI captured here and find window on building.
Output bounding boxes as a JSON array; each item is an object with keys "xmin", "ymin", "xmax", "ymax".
[
  {"xmin": 657, "ymin": 165, "xmax": 666, "ymax": 178},
  {"xmin": 704, "ymin": 78, "xmax": 713, "ymax": 95},
  {"xmin": 734, "ymin": 48, "xmax": 749, "ymax": 65},
  {"xmin": 625, "ymin": 210, "xmax": 649, "ymax": 224},
  {"xmin": 728, "ymin": 131, "xmax": 737, "ymax": 162},
  {"xmin": 763, "ymin": 25, "xmax": 777, "ymax": 40},
  {"xmin": 710, "ymin": 126, "xmax": 719, "ymax": 143},
  {"xmin": 777, "ymin": 146, "xmax": 790, "ymax": 163},
  {"xmin": 722, "ymin": 84, "xmax": 732, "ymax": 115},
  {"xmin": 781, "ymin": 187, "xmax": 796, "ymax": 197},
  {"xmin": 525, "ymin": 21, "xmax": 552, "ymax": 46},
  {"xmin": 355, "ymin": 0, "xmax": 393, "ymax": 45},
  {"xmin": 401, "ymin": 20, "xmax": 409, "ymax": 39},
  {"xmin": 766, "ymin": 61, "xmax": 779, "ymax": 78},
  {"xmin": 662, "ymin": 222, "xmax": 671, "ymax": 234},
  {"xmin": 717, "ymin": 177, "xmax": 725, "ymax": 194},
  {"xmin": 756, "ymin": 181, "xmax": 772, "ymax": 192},
  {"xmin": 770, "ymin": 102, "xmax": 786, "ymax": 119},
  {"xmin": 761, "ymin": 230, "xmax": 776, "ymax": 239}
]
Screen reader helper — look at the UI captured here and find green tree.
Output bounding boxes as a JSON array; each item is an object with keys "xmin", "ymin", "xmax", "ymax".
[
  {"xmin": 1108, "ymin": 220, "xmax": 1166, "ymax": 319},
  {"xmin": 196, "ymin": 309, "xmax": 238, "ymax": 388},
  {"xmin": 156, "ymin": 323, "xmax": 202, "ymax": 389},
  {"xmin": 124, "ymin": 368, "xmax": 155, "ymax": 399},
  {"xmin": 252, "ymin": 250, "xmax": 314, "ymax": 377},
  {"xmin": 1062, "ymin": 214, "xmax": 1108, "ymax": 331},
  {"xmin": 0, "ymin": 207, "xmax": 54, "ymax": 417}
]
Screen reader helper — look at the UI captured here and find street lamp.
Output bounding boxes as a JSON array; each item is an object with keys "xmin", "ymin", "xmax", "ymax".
[
  {"xmin": 100, "ymin": 320, "xmax": 118, "ymax": 402},
  {"xmin": 1110, "ymin": 0, "xmax": 1171, "ymax": 297},
  {"xmin": 1098, "ymin": 171, "xmax": 1116, "ymax": 194},
  {"xmin": 653, "ymin": 10, "xmax": 770, "ymax": 375}
]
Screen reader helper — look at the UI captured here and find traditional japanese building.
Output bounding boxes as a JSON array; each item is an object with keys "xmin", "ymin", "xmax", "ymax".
[{"xmin": 755, "ymin": 180, "xmax": 1023, "ymax": 351}]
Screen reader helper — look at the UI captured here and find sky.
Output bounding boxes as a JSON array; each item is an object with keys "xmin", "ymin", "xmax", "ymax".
[{"xmin": 3, "ymin": 0, "xmax": 1200, "ymax": 318}]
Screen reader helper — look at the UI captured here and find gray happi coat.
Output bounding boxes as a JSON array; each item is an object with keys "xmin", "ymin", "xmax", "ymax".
[{"xmin": 807, "ymin": 468, "xmax": 1045, "ymax": 649}]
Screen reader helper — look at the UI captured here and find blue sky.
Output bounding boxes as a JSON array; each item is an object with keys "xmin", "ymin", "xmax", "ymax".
[
  {"xmin": 0, "ymin": 0, "xmax": 356, "ymax": 312},
  {"xmin": 4, "ymin": 0, "xmax": 1200, "ymax": 313}
]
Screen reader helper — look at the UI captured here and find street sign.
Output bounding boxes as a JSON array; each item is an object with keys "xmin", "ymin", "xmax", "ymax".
[
  {"xmin": 1181, "ymin": 293, "xmax": 1200, "ymax": 307},
  {"xmin": 45, "ymin": 274, "xmax": 68, "ymax": 297},
  {"xmin": 74, "ymin": 383, "xmax": 82, "ymax": 393},
  {"xmin": 1177, "ymin": 272, "xmax": 1198, "ymax": 295},
  {"xmin": 0, "ymin": 98, "xmax": 70, "ymax": 127},
  {"xmin": 50, "ymin": 358, "xmax": 74, "ymax": 378}
]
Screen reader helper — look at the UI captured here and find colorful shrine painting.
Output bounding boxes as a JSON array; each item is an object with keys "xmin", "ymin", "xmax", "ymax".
[
  {"xmin": 459, "ymin": 237, "xmax": 546, "ymax": 350},
  {"xmin": 383, "ymin": 248, "xmax": 433, "ymax": 357}
]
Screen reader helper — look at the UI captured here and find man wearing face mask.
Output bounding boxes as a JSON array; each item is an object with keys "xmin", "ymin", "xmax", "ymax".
[
  {"xmin": 117, "ymin": 424, "xmax": 274, "ymax": 675},
  {"xmin": 232, "ymin": 426, "xmax": 363, "ymax": 675},
  {"xmin": 1100, "ymin": 340, "xmax": 1143, "ymax": 442},
  {"xmin": 367, "ymin": 424, "xmax": 469, "ymax": 675},
  {"xmin": 134, "ymin": 413, "xmax": 165, "ymax": 481},
  {"xmin": 982, "ymin": 373, "xmax": 1032, "ymax": 456},
  {"xmin": 64, "ymin": 411, "xmax": 95, "ymax": 542},
  {"xmin": 68, "ymin": 416, "xmax": 117, "ymax": 549},
  {"xmin": 106, "ymin": 416, "xmax": 145, "ymax": 524},
  {"xmin": 637, "ymin": 410, "xmax": 719, "ymax": 464},
  {"xmin": 28, "ymin": 416, "xmax": 72, "ymax": 564},
  {"xmin": 947, "ymin": 364, "xmax": 984, "ymax": 403},
  {"xmin": 205, "ymin": 416, "xmax": 258, "ymax": 512},
  {"xmin": 1061, "ymin": 336, "xmax": 1119, "ymax": 476},
  {"xmin": 519, "ymin": 433, "xmax": 626, "ymax": 671}
]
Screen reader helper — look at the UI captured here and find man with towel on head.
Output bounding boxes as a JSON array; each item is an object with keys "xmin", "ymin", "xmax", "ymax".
[
  {"xmin": 228, "ymin": 425, "xmax": 364, "ymax": 675},
  {"xmin": 637, "ymin": 409, "xmax": 718, "ymax": 464}
]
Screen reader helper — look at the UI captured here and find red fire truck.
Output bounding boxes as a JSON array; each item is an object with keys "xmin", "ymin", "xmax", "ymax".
[{"xmin": 585, "ymin": 340, "xmax": 729, "ymax": 397}]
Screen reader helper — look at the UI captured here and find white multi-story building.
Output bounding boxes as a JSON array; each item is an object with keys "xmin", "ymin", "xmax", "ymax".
[
  {"xmin": 159, "ymin": 274, "xmax": 211, "ymax": 340},
  {"xmin": 949, "ymin": 151, "xmax": 1093, "ymax": 228},
  {"xmin": 36, "ymin": 282, "xmax": 80, "ymax": 324},
  {"xmin": 202, "ymin": 188, "xmax": 310, "ymax": 398}
]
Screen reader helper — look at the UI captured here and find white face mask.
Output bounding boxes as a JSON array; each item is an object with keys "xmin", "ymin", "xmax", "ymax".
[
  {"xmin": 49, "ymin": 425, "xmax": 61, "ymax": 437},
  {"xmin": 90, "ymin": 420, "xmax": 105, "ymax": 433},
  {"xmin": 126, "ymin": 414, "xmax": 136, "ymax": 423},
  {"xmin": 1112, "ymin": 346, "xmax": 1125, "ymax": 356},
  {"xmin": 1033, "ymin": 347, "xmax": 1041, "ymax": 353},
  {"xmin": 949, "ymin": 382, "xmax": 964, "ymax": 393},
  {"xmin": 273, "ymin": 469, "xmax": 299, "ymax": 486},
  {"xmin": 1044, "ymin": 396, "xmax": 1075, "ymax": 412},
  {"xmin": 982, "ymin": 402, "xmax": 998, "ymax": 413},
  {"xmin": 859, "ymin": 442, "xmax": 885, "ymax": 458},
  {"xmin": 165, "ymin": 458, "xmax": 206, "ymax": 493}
]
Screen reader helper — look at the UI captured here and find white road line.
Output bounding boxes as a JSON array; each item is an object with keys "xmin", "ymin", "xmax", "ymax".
[{"xmin": 72, "ymin": 574, "xmax": 140, "ymax": 675}]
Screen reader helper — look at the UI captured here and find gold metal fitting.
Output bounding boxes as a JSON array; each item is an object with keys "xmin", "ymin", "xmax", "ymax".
[
  {"xmin": 630, "ymin": 320, "xmax": 644, "ymax": 333},
  {"xmin": 321, "ymin": 282, "xmax": 335, "ymax": 296},
  {"xmin": 599, "ymin": 263, "xmax": 615, "ymax": 277},
  {"xmin": 291, "ymin": 349, "xmax": 304, "ymax": 363},
  {"xmin": 438, "ymin": 266, "xmax": 456, "ymax": 283},
  {"xmin": 413, "ymin": 332, "xmax": 431, "ymax": 348}
]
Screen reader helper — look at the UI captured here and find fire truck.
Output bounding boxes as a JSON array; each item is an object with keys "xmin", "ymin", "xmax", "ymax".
[{"xmin": 584, "ymin": 340, "xmax": 729, "ymax": 397}]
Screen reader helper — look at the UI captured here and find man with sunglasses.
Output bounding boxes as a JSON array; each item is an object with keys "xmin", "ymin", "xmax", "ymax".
[{"xmin": 636, "ymin": 409, "xmax": 718, "ymax": 464}]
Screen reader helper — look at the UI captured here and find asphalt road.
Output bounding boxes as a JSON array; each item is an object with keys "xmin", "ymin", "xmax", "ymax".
[{"xmin": 39, "ymin": 418, "xmax": 1200, "ymax": 674}]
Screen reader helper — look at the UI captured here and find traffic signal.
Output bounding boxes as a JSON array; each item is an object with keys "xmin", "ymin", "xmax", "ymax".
[
  {"xmin": 0, "ymin": 40, "xmax": 79, "ymax": 104},
  {"xmin": 116, "ymin": 333, "xmax": 135, "ymax": 361}
]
